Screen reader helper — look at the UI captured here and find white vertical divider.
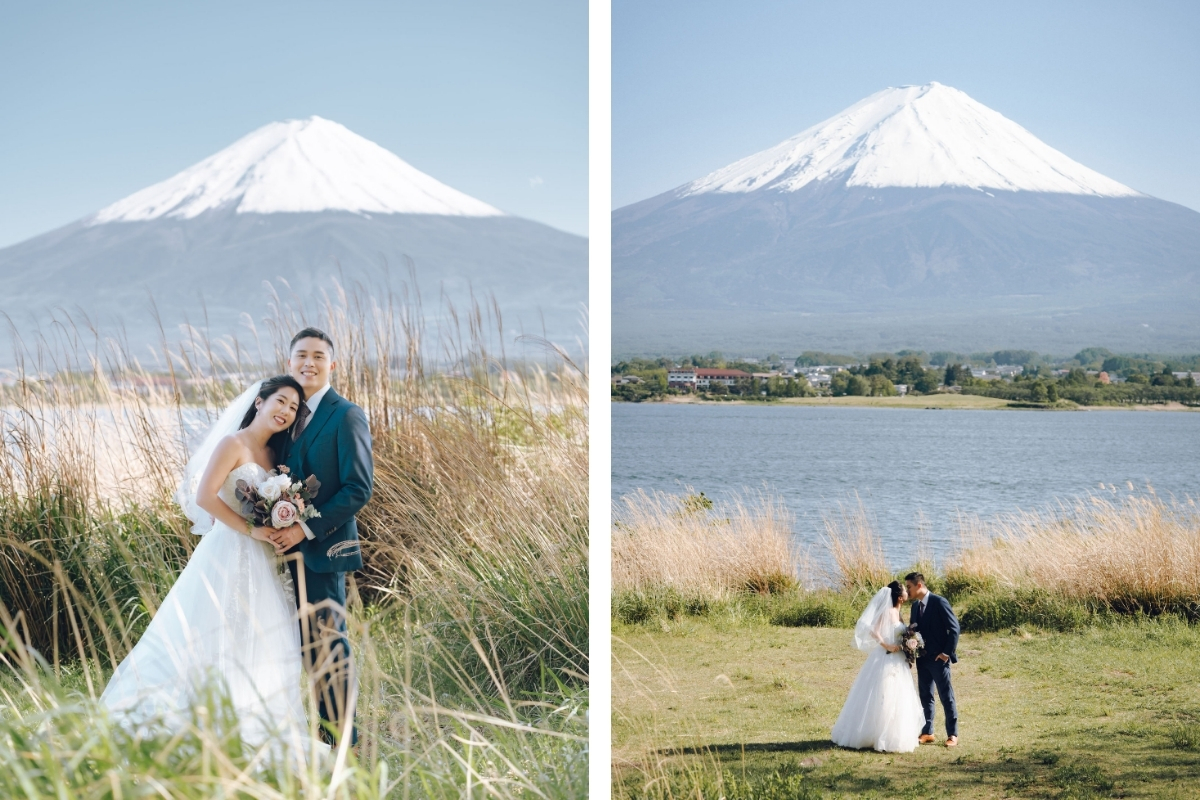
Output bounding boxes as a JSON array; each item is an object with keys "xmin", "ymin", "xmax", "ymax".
[{"xmin": 587, "ymin": 0, "xmax": 613, "ymax": 795}]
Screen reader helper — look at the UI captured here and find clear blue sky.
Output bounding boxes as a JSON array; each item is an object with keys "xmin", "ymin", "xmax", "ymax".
[
  {"xmin": 0, "ymin": 0, "xmax": 587, "ymax": 248},
  {"xmin": 613, "ymin": 0, "xmax": 1200, "ymax": 211}
]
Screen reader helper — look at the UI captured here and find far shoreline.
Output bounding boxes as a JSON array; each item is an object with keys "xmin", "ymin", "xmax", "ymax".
[{"xmin": 612, "ymin": 394, "xmax": 1200, "ymax": 411}]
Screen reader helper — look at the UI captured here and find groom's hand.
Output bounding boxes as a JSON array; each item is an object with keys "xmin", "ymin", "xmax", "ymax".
[
  {"xmin": 936, "ymin": 653, "xmax": 950, "ymax": 663},
  {"xmin": 268, "ymin": 524, "xmax": 306, "ymax": 554}
]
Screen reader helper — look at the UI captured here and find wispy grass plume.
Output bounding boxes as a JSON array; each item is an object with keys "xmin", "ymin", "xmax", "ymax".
[{"xmin": 0, "ymin": 276, "xmax": 588, "ymax": 797}]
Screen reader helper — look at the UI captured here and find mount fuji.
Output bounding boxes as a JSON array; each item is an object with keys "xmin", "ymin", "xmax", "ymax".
[
  {"xmin": 613, "ymin": 83, "xmax": 1200, "ymax": 354},
  {"xmin": 0, "ymin": 117, "xmax": 586, "ymax": 359}
]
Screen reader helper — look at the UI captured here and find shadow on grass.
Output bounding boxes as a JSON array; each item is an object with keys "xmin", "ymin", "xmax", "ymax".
[
  {"xmin": 659, "ymin": 739, "xmax": 831, "ymax": 757},
  {"xmin": 638, "ymin": 738, "xmax": 1189, "ymax": 798}
]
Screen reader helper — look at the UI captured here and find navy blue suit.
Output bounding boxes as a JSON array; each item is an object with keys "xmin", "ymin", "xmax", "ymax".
[
  {"xmin": 273, "ymin": 387, "xmax": 373, "ymax": 746},
  {"xmin": 910, "ymin": 592, "xmax": 960, "ymax": 737}
]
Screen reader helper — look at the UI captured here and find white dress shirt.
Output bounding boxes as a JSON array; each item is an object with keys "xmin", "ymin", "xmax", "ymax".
[
  {"xmin": 296, "ymin": 383, "xmax": 332, "ymax": 540},
  {"xmin": 304, "ymin": 382, "xmax": 332, "ymax": 415}
]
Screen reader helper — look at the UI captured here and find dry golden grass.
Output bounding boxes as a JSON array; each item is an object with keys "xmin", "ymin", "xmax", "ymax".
[
  {"xmin": 951, "ymin": 491, "xmax": 1200, "ymax": 614},
  {"xmin": 614, "ymin": 484, "xmax": 1200, "ymax": 621},
  {"xmin": 612, "ymin": 488, "xmax": 799, "ymax": 598},
  {"xmin": 0, "ymin": 277, "xmax": 588, "ymax": 797},
  {"xmin": 821, "ymin": 496, "xmax": 893, "ymax": 591}
]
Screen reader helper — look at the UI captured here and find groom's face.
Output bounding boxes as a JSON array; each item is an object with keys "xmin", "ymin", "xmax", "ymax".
[{"xmin": 289, "ymin": 337, "xmax": 336, "ymax": 394}]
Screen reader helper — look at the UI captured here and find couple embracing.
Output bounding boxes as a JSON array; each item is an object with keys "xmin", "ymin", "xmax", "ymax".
[
  {"xmin": 830, "ymin": 573, "xmax": 961, "ymax": 753},
  {"xmin": 100, "ymin": 327, "xmax": 372, "ymax": 753}
]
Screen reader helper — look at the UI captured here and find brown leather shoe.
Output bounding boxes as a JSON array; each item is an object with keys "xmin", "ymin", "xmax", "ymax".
[
  {"xmin": 945, "ymin": 736, "xmax": 959, "ymax": 747},
  {"xmin": 918, "ymin": 734, "xmax": 936, "ymax": 744}
]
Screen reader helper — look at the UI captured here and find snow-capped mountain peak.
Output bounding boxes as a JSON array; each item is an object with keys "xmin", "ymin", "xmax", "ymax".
[
  {"xmin": 91, "ymin": 116, "xmax": 503, "ymax": 224},
  {"xmin": 682, "ymin": 83, "xmax": 1140, "ymax": 198}
]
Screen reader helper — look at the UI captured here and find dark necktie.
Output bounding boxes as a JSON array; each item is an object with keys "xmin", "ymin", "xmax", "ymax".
[{"xmin": 292, "ymin": 402, "xmax": 312, "ymax": 441}]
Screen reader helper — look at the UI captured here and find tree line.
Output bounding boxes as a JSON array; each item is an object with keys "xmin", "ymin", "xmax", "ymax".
[{"xmin": 612, "ymin": 348, "xmax": 1200, "ymax": 405}]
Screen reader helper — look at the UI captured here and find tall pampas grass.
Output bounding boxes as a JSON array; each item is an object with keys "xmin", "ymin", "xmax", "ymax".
[
  {"xmin": 611, "ymin": 483, "xmax": 1200, "ymax": 626},
  {"xmin": 612, "ymin": 488, "xmax": 798, "ymax": 599},
  {"xmin": 0, "ymin": 275, "xmax": 588, "ymax": 797},
  {"xmin": 950, "ymin": 491, "xmax": 1200, "ymax": 615},
  {"xmin": 822, "ymin": 495, "xmax": 892, "ymax": 592}
]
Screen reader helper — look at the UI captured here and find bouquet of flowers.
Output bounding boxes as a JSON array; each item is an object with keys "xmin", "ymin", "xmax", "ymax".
[
  {"xmin": 900, "ymin": 624, "xmax": 925, "ymax": 667},
  {"xmin": 234, "ymin": 465, "xmax": 322, "ymax": 530}
]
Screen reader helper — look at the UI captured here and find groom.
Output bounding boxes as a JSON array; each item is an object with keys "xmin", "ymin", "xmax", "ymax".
[
  {"xmin": 267, "ymin": 327, "xmax": 373, "ymax": 747},
  {"xmin": 905, "ymin": 572, "xmax": 960, "ymax": 747}
]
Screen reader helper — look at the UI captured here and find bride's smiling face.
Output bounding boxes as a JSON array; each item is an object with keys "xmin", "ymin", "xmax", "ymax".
[{"xmin": 254, "ymin": 388, "xmax": 301, "ymax": 432}]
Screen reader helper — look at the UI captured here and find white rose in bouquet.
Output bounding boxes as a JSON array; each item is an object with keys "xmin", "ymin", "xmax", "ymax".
[{"xmin": 258, "ymin": 473, "xmax": 292, "ymax": 502}]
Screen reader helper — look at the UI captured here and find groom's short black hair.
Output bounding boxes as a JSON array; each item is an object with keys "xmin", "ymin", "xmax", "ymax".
[
  {"xmin": 904, "ymin": 572, "xmax": 925, "ymax": 586},
  {"xmin": 290, "ymin": 327, "xmax": 335, "ymax": 357}
]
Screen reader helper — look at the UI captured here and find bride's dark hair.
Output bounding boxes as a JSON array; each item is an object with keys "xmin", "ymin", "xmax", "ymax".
[
  {"xmin": 887, "ymin": 580, "xmax": 904, "ymax": 607},
  {"xmin": 238, "ymin": 375, "xmax": 306, "ymax": 432}
]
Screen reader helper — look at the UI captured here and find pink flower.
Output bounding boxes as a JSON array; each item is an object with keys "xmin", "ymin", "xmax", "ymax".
[{"xmin": 271, "ymin": 500, "xmax": 298, "ymax": 528}]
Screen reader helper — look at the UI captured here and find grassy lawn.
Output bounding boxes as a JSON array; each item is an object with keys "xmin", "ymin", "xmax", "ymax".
[{"xmin": 613, "ymin": 617, "xmax": 1200, "ymax": 798}]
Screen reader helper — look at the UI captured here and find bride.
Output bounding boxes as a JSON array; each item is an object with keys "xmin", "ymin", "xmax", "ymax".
[
  {"xmin": 830, "ymin": 581, "xmax": 925, "ymax": 753},
  {"xmin": 100, "ymin": 376, "xmax": 314, "ymax": 754}
]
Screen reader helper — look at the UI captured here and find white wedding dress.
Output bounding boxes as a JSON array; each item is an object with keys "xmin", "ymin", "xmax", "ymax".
[
  {"xmin": 830, "ymin": 590, "xmax": 925, "ymax": 753},
  {"xmin": 100, "ymin": 461, "xmax": 311, "ymax": 753}
]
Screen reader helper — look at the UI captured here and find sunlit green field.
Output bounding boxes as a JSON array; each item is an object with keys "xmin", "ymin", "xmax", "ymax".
[{"xmin": 614, "ymin": 616, "xmax": 1200, "ymax": 799}]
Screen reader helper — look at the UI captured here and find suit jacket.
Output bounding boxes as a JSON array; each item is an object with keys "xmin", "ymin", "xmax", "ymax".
[
  {"xmin": 911, "ymin": 592, "xmax": 960, "ymax": 664},
  {"xmin": 272, "ymin": 388, "xmax": 373, "ymax": 573}
]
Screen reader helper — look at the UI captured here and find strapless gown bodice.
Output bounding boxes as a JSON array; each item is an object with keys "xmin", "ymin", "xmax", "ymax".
[{"xmin": 217, "ymin": 461, "xmax": 269, "ymax": 510}]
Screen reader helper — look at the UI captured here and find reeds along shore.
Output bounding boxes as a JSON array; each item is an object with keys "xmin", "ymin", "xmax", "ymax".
[
  {"xmin": 612, "ymin": 487, "xmax": 1200, "ymax": 628},
  {"xmin": 612, "ymin": 488, "xmax": 799, "ymax": 598},
  {"xmin": 0, "ymin": 279, "xmax": 589, "ymax": 798},
  {"xmin": 952, "ymin": 492, "xmax": 1200, "ymax": 617}
]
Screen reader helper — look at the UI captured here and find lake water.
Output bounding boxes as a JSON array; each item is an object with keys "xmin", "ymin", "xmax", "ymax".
[{"xmin": 611, "ymin": 403, "xmax": 1200, "ymax": 566}]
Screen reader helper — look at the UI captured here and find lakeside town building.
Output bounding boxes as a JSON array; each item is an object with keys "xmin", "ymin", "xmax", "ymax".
[
  {"xmin": 666, "ymin": 368, "xmax": 751, "ymax": 390},
  {"xmin": 797, "ymin": 366, "xmax": 845, "ymax": 387}
]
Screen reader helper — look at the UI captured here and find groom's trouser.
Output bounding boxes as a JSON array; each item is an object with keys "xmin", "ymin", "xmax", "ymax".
[
  {"xmin": 287, "ymin": 557, "xmax": 358, "ymax": 746},
  {"xmin": 917, "ymin": 658, "xmax": 958, "ymax": 737}
]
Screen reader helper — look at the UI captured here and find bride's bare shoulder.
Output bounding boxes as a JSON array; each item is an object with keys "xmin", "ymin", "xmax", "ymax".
[{"xmin": 210, "ymin": 434, "xmax": 251, "ymax": 465}]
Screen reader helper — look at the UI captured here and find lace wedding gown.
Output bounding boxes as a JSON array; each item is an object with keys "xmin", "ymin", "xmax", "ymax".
[
  {"xmin": 100, "ymin": 462, "xmax": 310, "ymax": 751},
  {"xmin": 830, "ymin": 605, "xmax": 925, "ymax": 753}
]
